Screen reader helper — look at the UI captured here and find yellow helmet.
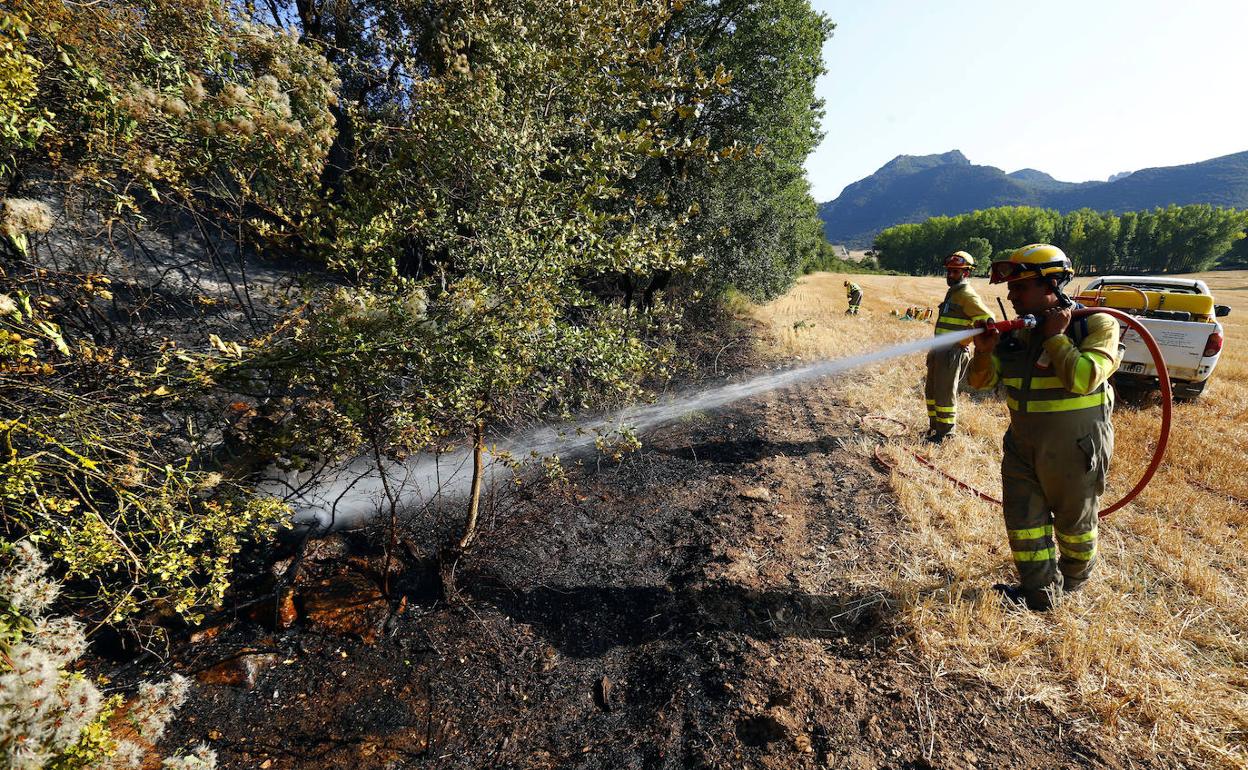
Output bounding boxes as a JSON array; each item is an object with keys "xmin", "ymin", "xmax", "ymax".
[
  {"xmin": 989, "ymin": 243, "xmax": 1073, "ymax": 287},
  {"xmin": 943, "ymin": 251, "xmax": 975, "ymax": 270}
]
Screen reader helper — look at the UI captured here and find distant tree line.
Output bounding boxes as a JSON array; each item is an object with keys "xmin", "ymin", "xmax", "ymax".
[
  {"xmin": 801, "ymin": 239, "xmax": 898, "ymax": 275},
  {"xmin": 873, "ymin": 205, "xmax": 1248, "ymax": 275}
]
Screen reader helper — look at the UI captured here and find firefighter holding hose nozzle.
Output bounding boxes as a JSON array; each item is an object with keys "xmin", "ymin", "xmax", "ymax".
[
  {"xmin": 968, "ymin": 244, "xmax": 1124, "ymax": 611},
  {"xmin": 924, "ymin": 251, "xmax": 994, "ymax": 443}
]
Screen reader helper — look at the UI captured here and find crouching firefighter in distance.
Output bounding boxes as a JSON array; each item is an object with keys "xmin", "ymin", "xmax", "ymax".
[
  {"xmin": 844, "ymin": 280, "xmax": 862, "ymax": 315},
  {"xmin": 925, "ymin": 251, "xmax": 994, "ymax": 442},
  {"xmin": 968, "ymin": 244, "xmax": 1124, "ymax": 611}
]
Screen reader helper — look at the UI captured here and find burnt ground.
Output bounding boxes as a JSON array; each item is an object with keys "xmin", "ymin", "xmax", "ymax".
[{"xmin": 155, "ymin": 379, "xmax": 1146, "ymax": 770}]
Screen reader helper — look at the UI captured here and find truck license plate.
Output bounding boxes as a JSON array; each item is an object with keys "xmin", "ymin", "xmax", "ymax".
[{"xmin": 1122, "ymin": 362, "xmax": 1146, "ymax": 374}]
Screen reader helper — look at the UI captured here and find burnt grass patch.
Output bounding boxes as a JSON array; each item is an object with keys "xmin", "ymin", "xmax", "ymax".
[{"xmin": 152, "ymin": 376, "xmax": 1128, "ymax": 769}]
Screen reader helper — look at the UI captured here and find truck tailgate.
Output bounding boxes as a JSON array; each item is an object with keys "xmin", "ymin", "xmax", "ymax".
[{"xmin": 1116, "ymin": 318, "xmax": 1211, "ymax": 379}]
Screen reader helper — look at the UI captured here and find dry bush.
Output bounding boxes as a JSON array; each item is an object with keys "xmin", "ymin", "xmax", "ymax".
[{"xmin": 752, "ymin": 270, "xmax": 1248, "ymax": 768}]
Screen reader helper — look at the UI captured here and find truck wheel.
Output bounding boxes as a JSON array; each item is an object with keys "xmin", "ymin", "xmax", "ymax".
[{"xmin": 1111, "ymin": 376, "xmax": 1148, "ymax": 405}]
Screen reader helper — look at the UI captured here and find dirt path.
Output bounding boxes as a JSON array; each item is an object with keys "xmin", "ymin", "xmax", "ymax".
[{"xmin": 165, "ymin": 381, "xmax": 1132, "ymax": 769}]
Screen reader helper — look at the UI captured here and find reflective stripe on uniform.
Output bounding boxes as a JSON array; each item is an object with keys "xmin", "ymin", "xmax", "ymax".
[
  {"xmin": 936, "ymin": 315, "xmax": 973, "ymax": 329},
  {"xmin": 1001, "ymin": 376, "xmax": 1065, "ymax": 390},
  {"xmin": 932, "ymin": 416, "xmax": 955, "ymax": 424},
  {"xmin": 1012, "ymin": 547, "xmax": 1056, "ymax": 562},
  {"xmin": 934, "ymin": 406, "xmax": 955, "ymax": 414},
  {"xmin": 1006, "ymin": 390, "xmax": 1109, "ymax": 413},
  {"xmin": 1057, "ymin": 530, "xmax": 1096, "ymax": 544},
  {"xmin": 1008, "ymin": 525, "xmax": 1053, "ymax": 540},
  {"xmin": 1062, "ymin": 547, "xmax": 1097, "ymax": 561},
  {"xmin": 934, "ymin": 281, "xmax": 991, "ymax": 336},
  {"xmin": 995, "ymin": 313, "xmax": 1117, "ymax": 418}
]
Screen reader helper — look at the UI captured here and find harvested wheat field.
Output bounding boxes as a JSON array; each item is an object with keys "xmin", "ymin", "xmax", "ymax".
[{"xmin": 753, "ymin": 271, "xmax": 1248, "ymax": 769}]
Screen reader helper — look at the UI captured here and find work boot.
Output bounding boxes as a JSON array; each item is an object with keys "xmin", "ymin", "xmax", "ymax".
[
  {"xmin": 1062, "ymin": 577, "xmax": 1087, "ymax": 595},
  {"xmin": 924, "ymin": 429, "xmax": 951, "ymax": 444},
  {"xmin": 992, "ymin": 583, "xmax": 1052, "ymax": 612}
]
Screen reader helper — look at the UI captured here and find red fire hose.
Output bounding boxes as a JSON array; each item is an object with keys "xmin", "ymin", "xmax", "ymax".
[
  {"xmin": 991, "ymin": 307, "xmax": 1172, "ymax": 517},
  {"xmin": 1081, "ymin": 307, "xmax": 1170, "ymax": 516},
  {"xmin": 877, "ymin": 307, "xmax": 1172, "ymax": 518}
]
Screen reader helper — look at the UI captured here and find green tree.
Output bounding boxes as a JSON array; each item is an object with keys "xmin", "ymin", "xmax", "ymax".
[
  {"xmin": 2, "ymin": 0, "xmax": 845, "ymax": 625},
  {"xmin": 640, "ymin": 0, "xmax": 834, "ymax": 302},
  {"xmin": 964, "ymin": 237, "xmax": 992, "ymax": 268},
  {"xmin": 1219, "ymin": 229, "xmax": 1248, "ymax": 267},
  {"xmin": 874, "ymin": 204, "xmax": 1247, "ymax": 277}
]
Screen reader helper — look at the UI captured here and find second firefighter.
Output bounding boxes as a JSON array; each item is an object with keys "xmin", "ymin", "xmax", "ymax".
[{"xmin": 925, "ymin": 251, "xmax": 994, "ymax": 441}]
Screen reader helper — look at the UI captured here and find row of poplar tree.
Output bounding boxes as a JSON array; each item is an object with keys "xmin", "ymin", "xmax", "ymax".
[{"xmin": 872, "ymin": 204, "xmax": 1248, "ymax": 275}]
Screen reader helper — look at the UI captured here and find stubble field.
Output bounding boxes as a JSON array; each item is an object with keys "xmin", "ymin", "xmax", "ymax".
[{"xmin": 751, "ymin": 270, "xmax": 1248, "ymax": 768}]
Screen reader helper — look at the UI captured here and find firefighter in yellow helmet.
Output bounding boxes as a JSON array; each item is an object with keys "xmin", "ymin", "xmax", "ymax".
[
  {"xmin": 924, "ymin": 251, "xmax": 994, "ymax": 442},
  {"xmin": 968, "ymin": 244, "xmax": 1123, "ymax": 611},
  {"xmin": 844, "ymin": 280, "xmax": 862, "ymax": 315}
]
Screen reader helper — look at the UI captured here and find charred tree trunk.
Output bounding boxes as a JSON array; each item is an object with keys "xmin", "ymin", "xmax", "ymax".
[
  {"xmin": 440, "ymin": 420, "xmax": 485, "ymax": 599},
  {"xmin": 458, "ymin": 421, "xmax": 485, "ymax": 550}
]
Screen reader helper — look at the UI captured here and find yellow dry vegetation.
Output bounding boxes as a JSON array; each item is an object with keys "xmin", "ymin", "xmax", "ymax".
[{"xmin": 752, "ymin": 270, "xmax": 1248, "ymax": 768}]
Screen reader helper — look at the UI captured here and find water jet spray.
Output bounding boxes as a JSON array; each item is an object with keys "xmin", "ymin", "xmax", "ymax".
[
  {"xmin": 269, "ymin": 307, "xmax": 1170, "ymax": 529},
  {"xmin": 267, "ymin": 328, "xmax": 982, "ymax": 529}
]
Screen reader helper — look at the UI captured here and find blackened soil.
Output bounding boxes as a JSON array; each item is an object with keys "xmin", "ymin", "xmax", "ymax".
[{"xmin": 159, "ymin": 377, "xmax": 1148, "ymax": 770}]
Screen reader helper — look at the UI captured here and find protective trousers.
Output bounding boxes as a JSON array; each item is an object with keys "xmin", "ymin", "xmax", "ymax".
[
  {"xmin": 924, "ymin": 344, "xmax": 970, "ymax": 438},
  {"xmin": 847, "ymin": 291, "xmax": 862, "ymax": 314},
  {"xmin": 1000, "ymin": 417, "xmax": 1112, "ymax": 609}
]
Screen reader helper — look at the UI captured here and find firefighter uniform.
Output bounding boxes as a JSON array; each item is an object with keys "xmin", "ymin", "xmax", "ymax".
[
  {"xmin": 926, "ymin": 278, "xmax": 993, "ymax": 438},
  {"xmin": 845, "ymin": 281, "xmax": 862, "ymax": 315},
  {"xmin": 969, "ymin": 305, "xmax": 1122, "ymax": 609}
]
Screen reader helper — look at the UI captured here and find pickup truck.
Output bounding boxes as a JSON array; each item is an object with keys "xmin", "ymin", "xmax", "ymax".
[{"xmin": 1075, "ymin": 276, "xmax": 1230, "ymax": 400}]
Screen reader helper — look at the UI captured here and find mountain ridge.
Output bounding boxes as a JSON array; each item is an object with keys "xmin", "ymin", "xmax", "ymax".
[{"xmin": 820, "ymin": 150, "xmax": 1248, "ymax": 247}]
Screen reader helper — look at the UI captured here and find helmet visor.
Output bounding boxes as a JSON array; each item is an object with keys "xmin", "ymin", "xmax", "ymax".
[
  {"xmin": 989, "ymin": 260, "xmax": 1031, "ymax": 284},
  {"xmin": 990, "ymin": 259, "xmax": 1072, "ymax": 285}
]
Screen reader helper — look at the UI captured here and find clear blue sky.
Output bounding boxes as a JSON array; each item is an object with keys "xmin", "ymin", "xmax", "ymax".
[{"xmin": 805, "ymin": 0, "xmax": 1248, "ymax": 202}]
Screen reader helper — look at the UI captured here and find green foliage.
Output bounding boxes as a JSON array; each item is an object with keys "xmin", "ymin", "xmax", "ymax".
[
  {"xmin": 1218, "ymin": 228, "xmax": 1248, "ymax": 268},
  {"xmin": 1, "ymin": 0, "xmax": 833, "ymax": 628},
  {"xmin": 801, "ymin": 239, "xmax": 894, "ymax": 275},
  {"xmin": 641, "ymin": 0, "xmax": 835, "ymax": 302},
  {"xmin": 716, "ymin": 286, "xmax": 754, "ymax": 316},
  {"xmin": 203, "ymin": 1, "xmax": 705, "ymax": 480},
  {"xmin": 874, "ymin": 204, "xmax": 1248, "ymax": 275},
  {"xmin": 0, "ymin": 11, "xmax": 52, "ymax": 177},
  {"xmin": 9, "ymin": 0, "xmax": 338, "ymax": 246},
  {"xmin": 0, "ymin": 279, "xmax": 290, "ymax": 632},
  {"xmin": 963, "ymin": 237, "xmax": 992, "ymax": 264}
]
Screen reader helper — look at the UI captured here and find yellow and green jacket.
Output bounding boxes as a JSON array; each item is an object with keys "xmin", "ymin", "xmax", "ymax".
[
  {"xmin": 968, "ymin": 312, "xmax": 1123, "ymax": 421},
  {"xmin": 846, "ymin": 282, "xmax": 862, "ymax": 298},
  {"xmin": 934, "ymin": 279, "xmax": 994, "ymax": 346}
]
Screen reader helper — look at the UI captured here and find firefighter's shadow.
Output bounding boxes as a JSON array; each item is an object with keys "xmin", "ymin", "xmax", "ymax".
[{"xmin": 465, "ymin": 580, "xmax": 907, "ymax": 658}]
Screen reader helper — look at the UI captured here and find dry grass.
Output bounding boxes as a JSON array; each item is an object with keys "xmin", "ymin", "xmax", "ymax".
[{"xmin": 751, "ymin": 271, "xmax": 1248, "ymax": 768}]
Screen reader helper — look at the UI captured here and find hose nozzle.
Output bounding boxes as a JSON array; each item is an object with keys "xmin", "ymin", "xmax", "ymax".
[{"xmin": 977, "ymin": 315, "xmax": 1037, "ymax": 334}]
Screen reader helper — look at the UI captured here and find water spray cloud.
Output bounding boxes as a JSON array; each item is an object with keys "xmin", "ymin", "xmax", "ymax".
[{"xmin": 266, "ymin": 329, "xmax": 980, "ymax": 529}]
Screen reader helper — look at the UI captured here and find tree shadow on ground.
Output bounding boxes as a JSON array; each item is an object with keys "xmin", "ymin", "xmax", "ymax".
[{"xmin": 463, "ymin": 579, "xmax": 997, "ymax": 658}]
